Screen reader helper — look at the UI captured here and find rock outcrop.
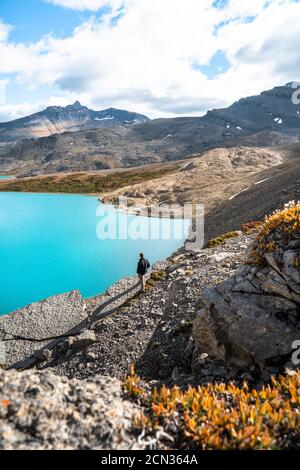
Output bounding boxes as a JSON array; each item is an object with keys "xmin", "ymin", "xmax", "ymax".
[
  {"xmin": 0, "ymin": 273, "xmax": 143, "ymax": 370},
  {"xmin": 0, "ymin": 290, "xmax": 87, "ymax": 369},
  {"xmin": 193, "ymin": 202, "xmax": 300, "ymax": 369}
]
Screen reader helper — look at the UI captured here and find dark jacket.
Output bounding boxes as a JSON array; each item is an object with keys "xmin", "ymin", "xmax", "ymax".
[{"xmin": 137, "ymin": 258, "xmax": 150, "ymax": 275}]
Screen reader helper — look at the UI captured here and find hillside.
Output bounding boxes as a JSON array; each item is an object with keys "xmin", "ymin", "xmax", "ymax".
[
  {"xmin": 1, "ymin": 144, "xmax": 299, "ymax": 229},
  {"xmin": 101, "ymin": 146, "xmax": 287, "ymax": 214},
  {"xmin": 0, "ymin": 161, "xmax": 181, "ymax": 194},
  {"xmin": 205, "ymin": 153, "xmax": 300, "ymax": 240},
  {"xmin": 1, "ymin": 83, "xmax": 300, "ymax": 177},
  {"xmin": 100, "ymin": 143, "xmax": 300, "ymax": 240}
]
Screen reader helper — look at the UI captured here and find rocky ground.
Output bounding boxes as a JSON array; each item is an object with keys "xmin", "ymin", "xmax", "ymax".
[
  {"xmin": 0, "ymin": 369, "xmax": 142, "ymax": 450},
  {"xmin": 41, "ymin": 232, "xmax": 252, "ymax": 386},
  {"xmin": 195, "ymin": 202, "xmax": 300, "ymax": 373}
]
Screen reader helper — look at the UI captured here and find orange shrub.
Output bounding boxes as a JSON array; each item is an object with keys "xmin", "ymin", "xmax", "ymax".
[
  {"xmin": 124, "ymin": 368, "xmax": 300, "ymax": 450},
  {"xmin": 250, "ymin": 201, "xmax": 300, "ymax": 265}
]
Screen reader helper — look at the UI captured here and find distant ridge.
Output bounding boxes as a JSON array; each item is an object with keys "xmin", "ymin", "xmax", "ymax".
[{"xmin": 0, "ymin": 102, "xmax": 150, "ymax": 142}]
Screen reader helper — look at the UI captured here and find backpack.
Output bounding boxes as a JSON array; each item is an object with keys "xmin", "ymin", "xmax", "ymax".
[{"xmin": 138, "ymin": 258, "xmax": 150, "ymax": 275}]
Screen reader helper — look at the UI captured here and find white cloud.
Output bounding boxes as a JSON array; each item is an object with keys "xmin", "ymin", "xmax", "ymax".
[
  {"xmin": 0, "ymin": 20, "xmax": 12, "ymax": 42},
  {"xmin": 216, "ymin": 0, "xmax": 300, "ymax": 94},
  {"xmin": 0, "ymin": 101, "xmax": 45, "ymax": 121},
  {"xmin": 0, "ymin": 81, "xmax": 7, "ymax": 106},
  {"xmin": 0, "ymin": 0, "xmax": 300, "ymax": 121},
  {"xmin": 222, "ymin": 0, "xmax": 271, "ymax": 19},
  {"xmin": 44, "ymin": 0, "xmax": 123, "ymax": 11},
  {"xmin": 0, "ymin": 95, "xmax": 74, "ymax": 121}
]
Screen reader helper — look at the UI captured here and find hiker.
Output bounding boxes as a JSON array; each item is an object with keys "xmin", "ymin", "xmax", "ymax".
[{"xmin": 137, "ymin": 252, "xmax": 150, "ymax": 292}]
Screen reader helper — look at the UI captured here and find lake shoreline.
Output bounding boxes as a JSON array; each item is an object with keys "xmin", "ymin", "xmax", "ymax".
[
  {"xmin": 0, "ymin": 185, "xmax": 188, "ymax": 219},
  {"xmin": 0, "ymin": 192, "xmax": 189, "ymax": 316}
]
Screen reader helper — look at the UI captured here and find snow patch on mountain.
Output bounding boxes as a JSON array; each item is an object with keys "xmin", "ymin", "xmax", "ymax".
[{"xmin": 94, "ymin": 116, "xmax": 115, "ymax": 121}]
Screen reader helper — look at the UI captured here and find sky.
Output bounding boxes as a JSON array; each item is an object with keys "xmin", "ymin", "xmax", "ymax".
[{"xmin": 0, "ymin": 0, "xmax": 299, "ymax": 122}]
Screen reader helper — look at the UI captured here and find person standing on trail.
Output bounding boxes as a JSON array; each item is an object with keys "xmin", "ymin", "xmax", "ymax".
[{"xmin": 137, "ymin": 253, "xmax": 150, "ymax": 292}]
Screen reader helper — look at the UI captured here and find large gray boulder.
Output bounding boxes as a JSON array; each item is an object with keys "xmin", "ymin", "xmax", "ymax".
[
  {"xmin": 193, "ymin": 227, "xmax": 300, "ymax": 369},
  {"xmin": 0, "ymin": 290, "xmax": 87, "ymax": 369}
]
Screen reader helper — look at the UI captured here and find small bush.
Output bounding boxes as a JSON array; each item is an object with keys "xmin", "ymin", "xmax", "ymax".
[
  {"xmin": 145, "ymin": 279, "xmax": 156, "ymax": 288},
  {"xmin": 150, "ymin": 270, "xmax": 167, "ymax": 282},
  {"xmin": 250, "ymin": 201, "xmax": 300, "ymax": 265},
  {"xmin": 241, "ymin": 221, "xmax": 263, "ymax": 234},
  {"xmin": 206, "ymin": 231, "xmax": 239, "ymax": 248},
  {"xmin": 293, "ymin": 257, "xmax": 300, "ymax": 269}
]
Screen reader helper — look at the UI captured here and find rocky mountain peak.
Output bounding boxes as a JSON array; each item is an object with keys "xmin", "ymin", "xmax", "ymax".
[
  {"xmin": 65, "ymin": 101, "xmax": 86, "ymax": 111},
  {"xmin": 0, "ymin": 102, "xmax": 150, "ymax": 142}
]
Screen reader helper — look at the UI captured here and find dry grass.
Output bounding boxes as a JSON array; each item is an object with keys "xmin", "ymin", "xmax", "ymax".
[
  {"xmin": 241, "ymin": 221, "xmax": 263, "ymax": 234},
  {"xmin": 0, "ymin": 165, "xmax": 180, "ymax": 195}
]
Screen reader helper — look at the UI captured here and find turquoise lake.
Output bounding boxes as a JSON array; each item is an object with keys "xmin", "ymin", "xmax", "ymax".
[{"xmin": 0, "ymin": 192, "xmax": 190, "ymax": 315}]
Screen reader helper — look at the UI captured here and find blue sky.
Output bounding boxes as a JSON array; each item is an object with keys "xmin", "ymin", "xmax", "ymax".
[
  {"xmin": 195, "ymin": 50, "xmax": 231, "ymax": 80},
  {"xmin": 0, "ymin": 0, "xmax": 107, "ymax": 106},
  {"xmin": 0, "ymin": 0, "xmax": 83, "ymax": 43},
  {"xmin": 0, "ymin": 0, "xmax": 299, "ymax": 121}
]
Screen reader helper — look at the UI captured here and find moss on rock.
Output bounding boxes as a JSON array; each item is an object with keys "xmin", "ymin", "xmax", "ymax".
[{"xmin": 206, "ymin": 231, "xmax": 240, "ymax": 248}]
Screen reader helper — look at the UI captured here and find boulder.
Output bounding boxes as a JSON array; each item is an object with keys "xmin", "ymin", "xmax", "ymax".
[
  {"xmin": 69, "ymin": 330, "xmax": 96, "ymax": 350},
  {"xmin": 180, "ymin": 161, "xmax": 197, "ymax": 172},
  {"xmin": 0, "ymin": 290, "xmax": 87, "ymax": 368}
]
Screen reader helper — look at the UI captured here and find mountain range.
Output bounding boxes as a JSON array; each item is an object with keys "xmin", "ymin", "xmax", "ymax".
[
  {"xmin": 0, "ymin": 102, "xmax": 149, "ymax": 142},
  {"xmin": 0, "ymin": 83, "xmax": 300, "ymax": 176}
]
